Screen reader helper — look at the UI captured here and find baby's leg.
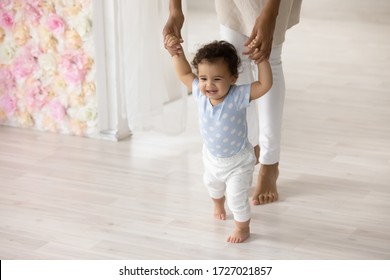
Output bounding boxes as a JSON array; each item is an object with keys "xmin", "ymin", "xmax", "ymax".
[
  {"xmin": 226, "ymin": 173, "xmax": 253, "ymax": 243},
  {"xmin": 227, "ymin": 219, "xmax": 250, "ymax": 243},
  {"xmin": 203, "ymin": 169, "xmax": 227, "ymax": 220},
  {"xmin": 212, "ymin": 196, "xmax": 226, "ymax": 220}
]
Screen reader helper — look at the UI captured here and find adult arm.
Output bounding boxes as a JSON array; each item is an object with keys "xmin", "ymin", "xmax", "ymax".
[
  {"xmin": 244, "ymin": 0, "xmax": 281, "ymax": 63},
  {"xmin": 163, "ymin": 0, "xmax": 185, "ymax": 54}
]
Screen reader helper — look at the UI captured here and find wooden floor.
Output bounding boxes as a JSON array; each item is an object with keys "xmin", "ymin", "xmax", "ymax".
[{"xmin": 1, "ymin": 0, "xmax": 390, "ymax": 259}]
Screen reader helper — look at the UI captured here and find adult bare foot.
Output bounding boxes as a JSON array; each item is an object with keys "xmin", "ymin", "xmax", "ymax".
[
  {"xmin": 227, "ymin": 220, "xmax": 250, "ymax": 243},
  {"xmin": 212, "ymin": 197, "xmax": 226, "ymax": 220},
  {"xmin": 252, "ymin": 163, "xmax": 279, "ymax": 205}
]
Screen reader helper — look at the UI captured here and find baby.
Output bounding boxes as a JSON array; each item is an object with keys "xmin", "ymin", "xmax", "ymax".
[{"xmin": 165, "ymin": 34, "xmax": 272, "ymax": 243}]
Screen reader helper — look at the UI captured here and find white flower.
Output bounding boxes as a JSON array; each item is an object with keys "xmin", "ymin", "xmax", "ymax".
[
  {"xmin": 0, "ymin": 43, "xmax": 16, "ymax": 64},
  {"xmin": 67, "ymin": 101, "xmax": 97, "ymax": 122},
  {"xmin": 38, "ymin": 53, "xmax": 57, "ymax": 75},
  {"xmin": 74, "ymin": 16, "xmax": 92, "ymax": 38}
]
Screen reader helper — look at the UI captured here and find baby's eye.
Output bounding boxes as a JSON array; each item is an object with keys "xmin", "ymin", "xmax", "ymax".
[{"xmin": 200, "ymin": 77, "xmax": 207, "ymax": 81}]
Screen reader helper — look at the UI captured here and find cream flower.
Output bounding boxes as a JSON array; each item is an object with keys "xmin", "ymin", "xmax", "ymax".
[
  {"xmin": 42, "ymin": 115, "xmax": 58, "ymax": 133},
  {"xmin": 0, "ymin": 110, "xmax": 6, "ymax": 121},
  {"xmin": 0, "ymin": 27, "xmax": 5, "ymax": 43},
  {"xmin": 39, "ymin": 0, "xmax": 55, "ymax": 14},
  {"xmin": 82, "ymin": 81, "xmax": 95, "ymax": 97},
  {"xmin": 66, "ymin": 3, "xmax": 82, "ymax": 17},
  {"xmin": 65, "ymin": 29, "xmax": 82, "ymax": 49},
  {"xmin": 37, "ymin": 26, "xmax": 58, "ymax": 52},
  {"xmin": 68, "ymin": 91, "xmax": 85, "ymax": 107},
  {"xmin": 13, "ymin": 24, "xmax": 31, "ymax": 46},
  {"xmin": 11, "ymin": 0, "xmax": 23, "ymax": 9},
  {"xmin": 39, "ymin": 35, "xmax": 58, "ymax": 52},
  {"xmin": 70, "ymin": 119, "xmax": 87, "ymax": 136},
  {"xmin": 52, "ymin": 74, "xmax": 67, "ymax": 92},
  {"xmin": 18, "ymin": 111, "xmax": 35, "ymax": 127}
]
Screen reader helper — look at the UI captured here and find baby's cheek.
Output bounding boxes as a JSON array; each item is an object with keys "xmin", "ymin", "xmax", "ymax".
[{"xmin": 199, "ymin": 85, "xmax": 206, "ymax": 95}]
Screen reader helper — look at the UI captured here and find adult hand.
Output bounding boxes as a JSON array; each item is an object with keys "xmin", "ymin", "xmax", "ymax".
[
  {"xmin": 243, "ymin": 12, "xmax": 277, "ymax": 64},
  {"xmin": 163, "ymin": 12, "xmax": 185, "ymax": 55},
  {"xmin": 164, "ymin": 34, "xmax": 182, "ymax": 57}
]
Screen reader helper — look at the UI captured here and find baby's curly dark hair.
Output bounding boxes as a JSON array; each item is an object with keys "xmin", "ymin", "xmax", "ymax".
[{"xmin": 191, "ymin": 40, "xmax": 241, "ymax": 77}]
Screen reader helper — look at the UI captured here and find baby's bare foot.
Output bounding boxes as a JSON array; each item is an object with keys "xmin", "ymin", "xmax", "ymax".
[
  {"xmin": 227, "ymin": 220, "xmax": 250, "ymax": 243},
  {"xmin": 227, "ymin": 228, "xmax": 250, "ymax": 243},
  {"xmin": 212, "ymin": 197, "xmax": 226, "ymax": 220}
]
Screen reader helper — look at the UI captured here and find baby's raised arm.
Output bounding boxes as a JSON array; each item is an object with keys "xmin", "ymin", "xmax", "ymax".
[
  {"xmin": 165, "ymin": 34, "xmax": 196, "ymax": 92},
  {"xmin": 250, "ymin": 59, "xmax": 273, "ymax": 101}
]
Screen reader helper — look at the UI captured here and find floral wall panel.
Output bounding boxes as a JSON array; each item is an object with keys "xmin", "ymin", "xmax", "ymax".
[{"xmin": 0, "ymin": 0, "xmax": 98, "ymax": 137}]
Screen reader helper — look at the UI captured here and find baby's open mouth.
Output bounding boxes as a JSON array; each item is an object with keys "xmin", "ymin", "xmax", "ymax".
[{"xmin": 207, "ymin": 90, "xmax": 218, "ymax": 95}]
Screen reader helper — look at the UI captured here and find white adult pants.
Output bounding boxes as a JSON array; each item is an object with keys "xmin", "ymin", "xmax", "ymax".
[
  {"xmin": 220, "ymin": 25, "xmax": 286, "ymax": 165},
  {"xmin": 203, "ymin": 143, "xmax": 256, "ymax": 222}
]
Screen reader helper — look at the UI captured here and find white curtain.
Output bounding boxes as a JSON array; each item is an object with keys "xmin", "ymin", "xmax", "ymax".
[{"xmin": 116, "ymin": 0, "xmax": 188, "ymax": 135}]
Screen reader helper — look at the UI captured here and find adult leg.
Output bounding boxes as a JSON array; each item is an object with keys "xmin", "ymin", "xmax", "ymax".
[
  {"xmin": 220, "ymin": 25, "xmax": 286, "ymax": 205},
  {"xmin": 254, "ymin": 44, "xmax": 285, "ymax": 205}
]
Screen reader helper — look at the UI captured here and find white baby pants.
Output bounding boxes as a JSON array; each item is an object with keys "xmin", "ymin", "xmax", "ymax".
[
  {"xmin": 220, "ymin": 25, "xmax": 286, "ymax": 164},
  {"xmin": 203, "ymin": 143, "xmax": 256, "ymax": 222}
]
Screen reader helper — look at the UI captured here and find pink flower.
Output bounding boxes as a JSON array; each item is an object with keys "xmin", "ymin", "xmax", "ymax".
[
  {"xmin": 0, "ymin": 66, "xmax": 15, "ymax": 95},
  {"xmin": 60, "ymin": 50, "xmax": 88, "ymax": 86},
  {"xmin": 12, "ymin": 53, "xmax": 37, "ymax": 80},
  {"xmin": 0, "ymin": 0, "xmax": 12, "ymax": 10},
  {"xmin": 0, "ymin": 10, "xmax": 14, "ymax": 29},
  {"xmin": 25, "ymin": 0, "xmax": 40, "ymax": 6},
  {"xmin": 49, "ymin": 100, "xmax": 66, "ymax": 122},
  {"xmin": 47, "ymin": 13, "xmax": 66, "ymax": 35},
  {"xmin": 25, "ymin": 4, "xmax": 42, "ymax": 25},
  {"xmin": 26, "ymin": 81, "xmax": 48, "ymax": 110},
  {"xmin": 0, "ymin": 93, "xmax": 17, "ymax": 117}
]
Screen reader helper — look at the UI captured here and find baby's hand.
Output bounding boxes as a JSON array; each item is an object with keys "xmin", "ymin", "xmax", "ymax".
[{"xmin": 164, "ymin": 34, "xmax": 183, "ymax": 57}]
